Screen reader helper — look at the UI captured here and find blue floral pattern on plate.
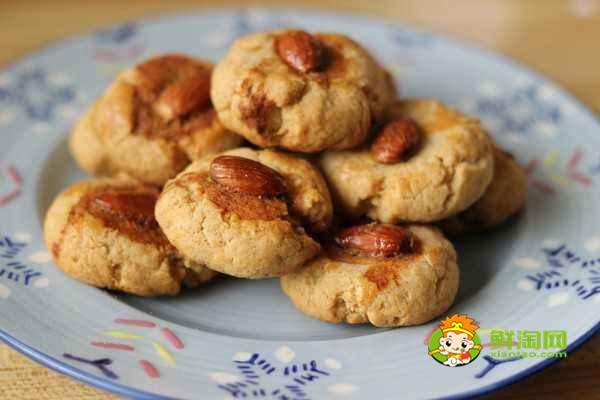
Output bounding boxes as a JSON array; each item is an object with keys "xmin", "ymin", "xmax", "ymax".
[{"xmin": 0, "ymin": 68, "xmax": 75, "ymax": 121}]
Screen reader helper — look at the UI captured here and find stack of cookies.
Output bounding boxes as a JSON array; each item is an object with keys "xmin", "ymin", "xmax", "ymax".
[{"xmin": 44, "ymin": 30, "xmax": 526, "ymax": 327}]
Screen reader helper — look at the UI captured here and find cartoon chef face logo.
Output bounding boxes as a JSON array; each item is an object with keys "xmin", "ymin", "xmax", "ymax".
[{"xmin": 427, "ymin": 314, "xmax": 482, "ymax": 367}]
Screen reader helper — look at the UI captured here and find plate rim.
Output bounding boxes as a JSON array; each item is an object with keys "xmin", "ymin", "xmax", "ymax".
[
  {"xmin": 1, "ymin": 7, "xmax": 599, "ymax": 400},
  {"xmin": 2, "ymin": 322, "xmax": 598, "ymax": 400}
]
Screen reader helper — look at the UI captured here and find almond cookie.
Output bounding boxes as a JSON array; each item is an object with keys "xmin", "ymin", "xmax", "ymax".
[
  {"xmin": 155, "ymin": 148, "xmax": 332, "ymax": 278},
  {"xmin": 281, "ymin": 223, "xmax": 459, "ymax": 327},
  {"xmin": 70, "ymin": 54, "xmax": 243, "ymax": 185},
  {"xmin": 319, "ymin": 99, "xmax": 495, "ymax": 222},
  {"xmin": 69, "ymin": 101, "xmax": 121, "ymax": 177},
  {"xmin": 439, "ymin": 146, "xmax": 527, "ymax": 234},
  {"xmin": 211, "ymin": 30, "xmax": 396, "ymax": 153},
  {"xmin": 44, "ymin": 178, "xmax": 217, "ymax": 297}
]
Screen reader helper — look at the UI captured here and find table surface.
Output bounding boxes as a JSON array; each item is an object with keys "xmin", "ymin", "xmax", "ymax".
[{"xmin": 1, "ymin": 0, "xmax": 599, "ymax": 399}]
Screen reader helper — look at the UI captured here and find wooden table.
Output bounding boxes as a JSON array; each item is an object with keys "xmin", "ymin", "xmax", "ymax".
[{"xmin": 0, "ymin": 1, "xmax": 598, "ymax": 398}]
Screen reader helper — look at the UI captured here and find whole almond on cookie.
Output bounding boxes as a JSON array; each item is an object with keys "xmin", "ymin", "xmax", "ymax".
[
  {"xmin": 157, "ymin": 72, "xmax": 211, "ymax": 120},
  {"xmin": 276, "ymin": 31, "xmax": 325, "ymax": 73},
  {"xmin": 210, "ymin": 155, "xmax": 287, "ymax": 197},
  {"xmin": 89, "ymin": 190, "xmax": 158, "ymax": 221},
  {"xmin": 371, "ymin": 118, "xmax": 421, "ymax": 164},
  {"xmin": 335, "ymin": 224, "xmax": 416, "ymax": 257}
]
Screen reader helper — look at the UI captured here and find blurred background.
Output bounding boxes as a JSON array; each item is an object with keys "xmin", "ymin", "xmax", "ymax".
[{"xmin": 0, "ymin": 1, "xmax": 598, "ymax": 399}]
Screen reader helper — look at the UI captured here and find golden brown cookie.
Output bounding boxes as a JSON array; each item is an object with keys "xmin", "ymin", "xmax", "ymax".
[
  {"xmin": 439, "ymin": 146, "xmax": 527, "ymax": 234},
  {"xmin": 281, "ymin": 223, "xmax": 459, "ymax": 327},
  {"xmin": 44, "ymin": 178, "xmax": 217, "ymax": 296},
  {"xmin": 319, "ymin": 99, "xmax": 495, "ymax": 223},
  {"xmin": 69, "ymin": 101, "xmax": 121, "ymax": 177},
  {"xmin": 155, "ymin": 148, "xmax": 332, "ymax": 278},
  {"xmin": 70, "ymin": 54, "xmax": 243, "ymax": 185},
  {"xmin": 211, "ymin": 30, "xmax": 396, "ymax": 152}
]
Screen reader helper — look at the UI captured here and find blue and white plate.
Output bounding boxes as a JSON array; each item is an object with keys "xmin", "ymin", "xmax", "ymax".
[{"xmin": 0, "ymin": 9, "xmax": 598, "ymax": 400}]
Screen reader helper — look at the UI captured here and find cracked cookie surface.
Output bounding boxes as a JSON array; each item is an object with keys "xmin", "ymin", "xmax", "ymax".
[
  {"xmin": 70, "ymin": 54, "xmax": 243, "ymax": 186},
  {"xmin": 280, "ymin": 225, "xmax": 459, "ymax": 327},
  {"xmin": 319, "ymin": 99, "xmax": 495, "ymax": 222},
  {"xmin": 44, "ymin": 178, "xmax": 217, "ymax": 296},
  {"xmin": 155, "ymin": 148, "xmax": 331, "ymax": 278},
  {"xmin": 439, "ymin": 146, "xmax": 527, "ymax": 234},
  {"xmin": 210, "ymin": 30, "xmax": 396, "ymax": 153}
]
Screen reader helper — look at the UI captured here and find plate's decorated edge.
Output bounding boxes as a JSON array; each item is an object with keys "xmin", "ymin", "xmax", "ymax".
[
  {"xmin": 1, "ymin": 321, "xmax": 598, "ymax": 400},
  {"xmin": 1, "ymin": 7, "xmax": 600, "ymax": 400},
  {"xmin": 0, "ymin": 328, "xmax": 171, "ymax": 400}
]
